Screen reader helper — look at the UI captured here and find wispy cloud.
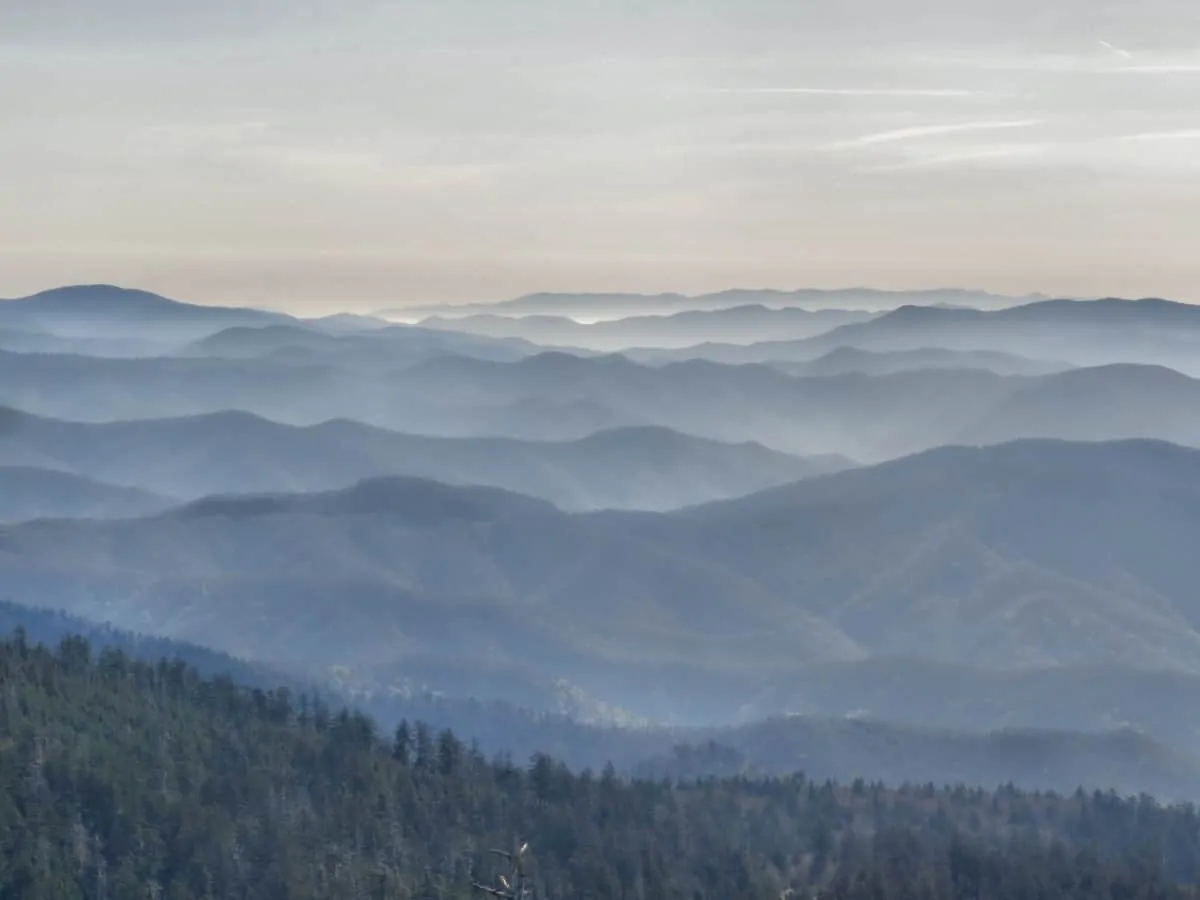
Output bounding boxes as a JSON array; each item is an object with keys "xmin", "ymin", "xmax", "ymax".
[
  {"xmin": 1114, "ymin": 129, "xmax": 1200, "ymax": 142},
  {"xmin": 900, "ymin": 51, "xmax": 1200, "ymax": 75},
  {"xmin": 828, "ymin": 120, "xmax": 1045, "ymax": 150},
  {"xmin": 705, "ymin": 87, "xmax": 988, "ymax": 98},
  {"xmin": 1098, "ymin": 40, "xmax": 1133, "ymax": 60},
  {"xmin": 864, "ymin": 144, "xmax": 1048, "ymax": 172},
  {"xmin": 125, "ymin": 120, "xmax": 512, "ymax": 190},
  {"xmin": 1119, "ymin": 64, "xmax": 1200, "ymax": 73}
]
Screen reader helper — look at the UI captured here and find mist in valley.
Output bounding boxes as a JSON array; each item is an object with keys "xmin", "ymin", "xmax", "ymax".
[{"xmin": 6, "ymin": 1, "xmax": 1200, "ymax": 892}]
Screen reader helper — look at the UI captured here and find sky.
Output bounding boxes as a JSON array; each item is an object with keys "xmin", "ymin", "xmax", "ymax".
[{"xmin": 3, "ymin": 0, "xmax": 1200, "ymax": 311}]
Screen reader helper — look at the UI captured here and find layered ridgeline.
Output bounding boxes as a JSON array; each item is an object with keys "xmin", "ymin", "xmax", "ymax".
[
  {"xmin": 385, "ymin": 286, "xmax": 1042, "ymax": 320},
  {"xmin": 0, "ymin": 285, "xmax": 539, "ymax": 366},
  {"xmin": 3, "ymin": 632, "xmax": 1200, "ymax": 900},
  {"xmin": 625, "ymin": 297, "xmax": 1200, "ymax": 372},
  {"xmin": 0, "ymin": 406, "xmax": 850, "ymax": 517},
  {"xmin": 5, "ymin": 438, "xmax": 1200, "ymax": 738},
  {"xmin": 7, "ymin": 344, "xmax": 1200, "ymax": 462},
  {"xmin": 415, "ymin": 304, "xmax": 877, "ymax": 350}
]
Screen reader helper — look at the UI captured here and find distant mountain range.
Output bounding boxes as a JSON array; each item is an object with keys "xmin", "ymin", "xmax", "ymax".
[
  {"xmin": 0, "ymin": 406, "xmax": 850, "ymax": 513},
  {"xmin": 13, "ymin": 281, "xmax": 1200, "ymax": 805},
  {"xmin": 416, "ymin": 305, "xmax": 875, "ymax": 350},
  {"xmin": 396, "ymin": 354, "xmax": 1200, "ymax": 458},
  {"xmin": 0, "ymin": 284, "xmax": 288, "ymax": 341},
  {"xmin": 771, "ymin": 346, "xmax": 1073, "ymax": 378},
  {"xmin": 611, "ymin": 297, "xmax": 1200, "ymax": 370},
  {"xmin": 790, "ymin": 297, "xmax": 1200, "ymax": 374},
  {"xmin": 386, "ymin": 287, "xmax": 1049, "ymax": 321},
  {"xmin": 0, "ymin": 285, "xmax": 541, "ymax": 361},
  {"xmin": 5, "ymin": 439, "xmax": 1200, "ymax": 725},
  {"xmin": 7, "ymin": 341, "xmax": 1200, "ymax": 460},
  {"xmin": 176, "ymin": 322, "xmax": 538, "ymax": 366}
]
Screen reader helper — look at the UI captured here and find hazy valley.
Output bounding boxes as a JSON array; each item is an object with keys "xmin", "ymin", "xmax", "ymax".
[
  {"xmin": 4, "ymin": 284, "xmax": 1200, "ymax": 784},
  {"xmin": 6, "ymin": 282, "xmax": 1200, "ymax": 892},
  {"xmin": 12, "ymin": 1, "xmax": 1200, "ymax": 891}
]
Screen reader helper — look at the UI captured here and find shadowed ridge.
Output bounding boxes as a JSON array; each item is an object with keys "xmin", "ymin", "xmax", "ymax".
[
  {"xmin": 1, "ymin": 284, "xmax": 280, "ymax": 318},
  {"xmin": 1035, "ymin": 361, "xmax": 1194, "ymax": 385},
  {"xmin": 3, "ymin": 284, "xmax": 187, "ymax": 309},
  {"xmin": 168, "ymin": 475, "xmax": 561, "ymax": 522},
  {"xmin": 566, "ymin": 425, "xmax": 856, "ymax": 471},
  {"xmin": 674, "ymin": 436, "xmax": 1200, "ymax": 518},
  {"xmin": 0, "ymin": 466, "xmax": 176, "ymax": 522}
]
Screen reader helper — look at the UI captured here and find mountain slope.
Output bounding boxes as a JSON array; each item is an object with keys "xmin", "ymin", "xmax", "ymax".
[
  {"xmin": 668, "ymin": 438, "xmax": 1200, "ymax": 672},
  {"xmin": 5, "ymin": 440, "xmax": 1200, "ymax": 721},
  {"xmin": 0, "ymin": 407, "xmax": 849, "ymax": 511},
  {"xmin": 745, "ymin": 658, "xmax": 1200, "ymax": 755},
  {"xmin": 0, "ymin": 284, "xmax": 289, "ymax": 340},
  {"xmin": 8, "ymin": 633, "xmax": 1200, "ymax": 900},
  {"xmin": 0, "ymin": 466, "xmax": 175, "ymax": 522},
  {"xmin": 796, "ymin": 297, "xmax": 1200, "ymax": 372},
  {"xmin": 0, "ymin": 475, "xmax": 863, "ymax": 722},
  {"xmin": 955, "ymin": 364, "xmax": 1200, "ymax": 447},
  {"xmin": 650, "ymin": 718, "xmax": 1200, "ymax": 801},
  {"xmin": 6, "ymin": 605, "xmax": 1200, "ymax": 800}
]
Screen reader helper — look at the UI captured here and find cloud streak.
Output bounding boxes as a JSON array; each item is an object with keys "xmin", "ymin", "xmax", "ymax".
[
  {"xmin": 828, "ymin": 120, "xmax": 1045, "ymax": 150},
  {"xmin": 864, "ymin": 144, "xmax": 1048, "ymax": 172},
  {"xmin": 705, "ymin": 87, "xmax": 988, "ymax": 98},
  {"xmin": 1114, "ymin": 129, "xmax": 1200, "ymax": 142},
  {"xmin": 1098, "ymin": 40, "xmax": 1133, "ymax": 60},
  {"xmin": 1119, "ymin": 64, "xmax": 1200, "ymax": 73}
]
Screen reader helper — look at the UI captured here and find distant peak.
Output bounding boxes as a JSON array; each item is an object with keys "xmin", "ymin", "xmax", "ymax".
[
  {"xmin": 573, "ymin": 424, "xmax": 693, "ymax": 447},
  {"xmin": 885, "ymin": 303, "xmax": 979, "ymax": 319},
  {"xmin": 20, "ymin": 284, "xmax": 178, "ymax": 305},
  {"xmin": 519, "ymin": 350, "xmax": 635, "ymax": 369},
  {"xmin": 174, "ymin": 476, "xmax": 556, "ymax": 522}
]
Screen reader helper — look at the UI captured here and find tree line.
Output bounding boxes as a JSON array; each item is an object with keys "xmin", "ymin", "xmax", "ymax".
[{"xmin": 1, "ymin": 630, "xmax": 1199, "ymax": 899}]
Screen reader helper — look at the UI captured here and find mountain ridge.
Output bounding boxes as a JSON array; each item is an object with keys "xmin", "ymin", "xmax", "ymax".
[
  {"xmin": 385, "ymin": 286, "xmax": 1050, "ymax": 320},
  {"xmin": 5, "ymin": 438, "xmax": 1200, "ymax": 722},
  {"xmin": 0, "ymin": 404, "xmax": 850, "ymax": 512},
  {"xmin": 0, "ymin": 284, "xmax": 290, "ymax": 339}
]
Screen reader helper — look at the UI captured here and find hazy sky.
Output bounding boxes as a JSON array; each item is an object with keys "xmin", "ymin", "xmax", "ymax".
[{"xmin": 4, "ymin": 0, "xmax": 1200, "ymax": 310}]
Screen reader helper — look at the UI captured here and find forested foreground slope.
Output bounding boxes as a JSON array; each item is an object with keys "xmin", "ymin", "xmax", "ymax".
[{"xmin": 3, "ymin": 635, "xmax": 1200, "ymax": 899}]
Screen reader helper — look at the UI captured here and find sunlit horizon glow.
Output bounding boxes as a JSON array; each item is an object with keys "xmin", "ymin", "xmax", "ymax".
[{"xmin": 3, "ymin": 0, "xmax": 1200, "ymax": 311}]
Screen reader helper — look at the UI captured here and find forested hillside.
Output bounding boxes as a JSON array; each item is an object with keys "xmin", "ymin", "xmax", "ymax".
[{"xmin": 3, "ymin": 633, "xmax": 1200, "ymax": 899}]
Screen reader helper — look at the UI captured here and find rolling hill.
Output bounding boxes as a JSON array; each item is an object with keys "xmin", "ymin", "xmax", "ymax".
[
  {"xmin": 5, "ymin": 341, "xmax": 1200, "ymax": 462},
  {"xmin": 955, "ymin": 364, "xmax": 1200, "ymax": 447},
  {"xmin": 0, "ymin": 466, "xmax": 175, "ymax": 522},
  {"xmin": 0, "ymin": 406, "xmax": 848, "ymax": 511},
  {"xmin": 4, "ymin": 439, "xmax": 1200, "ymax": 723},
  {"xmin": 395, "ymin": 352, "xmax": 1026, "ymax": 457}
]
